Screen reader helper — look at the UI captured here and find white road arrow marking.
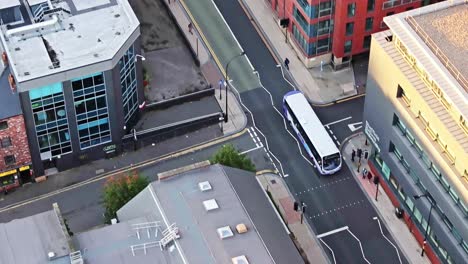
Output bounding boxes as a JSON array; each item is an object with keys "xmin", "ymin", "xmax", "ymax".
[{"xmin": 348, "ymin": 121, "xmax": 363, "ymax": 132}]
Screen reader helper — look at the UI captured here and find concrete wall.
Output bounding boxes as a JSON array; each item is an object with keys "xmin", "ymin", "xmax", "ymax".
[{"xmin": 363, "ymin": 33, "xmax": 467, "ymax": 264}]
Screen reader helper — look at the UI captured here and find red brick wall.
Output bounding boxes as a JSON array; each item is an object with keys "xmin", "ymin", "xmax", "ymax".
[{"xmin": 0, "ymin": 115, "xmax": 32, "ymax": 171}]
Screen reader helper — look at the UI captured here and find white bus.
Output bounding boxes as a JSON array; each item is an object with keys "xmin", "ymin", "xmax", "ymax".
[{"xmin": 282, "ymin": 91, "xmax": 341, "ymax": 175}]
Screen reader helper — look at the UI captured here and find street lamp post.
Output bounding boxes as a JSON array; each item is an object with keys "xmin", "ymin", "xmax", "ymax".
[
  {"xmin": 134, "ymin": 54, "xmax": 146, "ymax": 62},
  {"xmin": 414, "ymin": 193, "xmax": 434, "ymax": 257},
  {"xmin": 224, "ymin": 51, "xmax": 246, "ymax": 123}
]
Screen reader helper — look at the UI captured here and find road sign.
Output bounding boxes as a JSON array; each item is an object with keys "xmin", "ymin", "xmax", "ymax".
[{"xmin": 348, "ymin": 121, "xmax": 363, "ymax": 132}]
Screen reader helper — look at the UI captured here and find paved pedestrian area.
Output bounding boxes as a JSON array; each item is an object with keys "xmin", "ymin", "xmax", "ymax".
[
  {"xmin": 257, "ymin": 173, "xmax": 329, "ymax": 264},
  {"xmin": 342, "ymin": 133, "xmax": 431, "ymax": 264}
]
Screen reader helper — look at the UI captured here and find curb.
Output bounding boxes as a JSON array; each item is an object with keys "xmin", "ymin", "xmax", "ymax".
[
  {"xmin": 341, "ymin": 133, "xmax": 414, "ymax": 264},
  {"xmin": 237, "ymin": 0, "xmax": 364, "ymax": 107},
  {"xmin": 258, "ymin": 172, "xmax": 332, "ymax": 264}
]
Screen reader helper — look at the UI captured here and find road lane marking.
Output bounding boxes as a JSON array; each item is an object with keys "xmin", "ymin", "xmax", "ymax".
[
  {"xmin": 324, "ymin": 116, "xmax": 352, "ymax": 127},
  {"xmin": 373, "ymin": 217, "xmax": 403, "ymax": 264},
  {"xmin": 348, "ymin": 121, "xmax": 363, "ymax": 132},
  {"xmin": 209, "ymin": 0, "xmax": 243, "ymax": 53},
  {"xmin": 240, "ymin": 145, "xmax": 263, "ymax": 154},
  {"xmin": 309, "ymin": 199, "xmax": 365, "ymax": 219},
  {"xmin": 317, "ymin": 226, "xmax": 349, "ymax": 238},
  {"xmin": 319, "ymin": 238, "xmax": 337, "ymax": 264},
  {"xmin": 346, "ymin": 228, "xmax": 371, "ymax": 264}
]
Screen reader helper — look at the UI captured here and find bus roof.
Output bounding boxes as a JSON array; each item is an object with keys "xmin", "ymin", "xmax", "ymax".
[{"xmin": 284, "ymin": 92, "xmax": 340, "ymax": 157}]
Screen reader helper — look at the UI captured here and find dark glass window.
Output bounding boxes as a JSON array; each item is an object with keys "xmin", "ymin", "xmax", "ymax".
[
  {"xmin": 363, "ymin": 35, "xmax": 371, "ymax": 49},
  {"xmin": 346, "ymin": 22, "xmax": 354, "ymax": 35},
  {"xmin": 1, "ymin": 137, "xmax": 12, "ymax": 148},
  {"xmin": 365, "ymin": 17, "xmax": 373, "ymax": 31},
  {"xmin": 367, "ymin": 0, "xmax": 375, "ymax": 12},
  {"xmin": 344, "ymin": 40, "xmax": 352, "ymax": 53},
  {"xmin": 0, "ymin": 121, "xmax": 8, "ymax": 130},
  {"xmin": 347, "ymin": 3, "xmax": 356, "ymax": 17},
  {"xmin": 4, "ymin": 155, "xmax": 15, "ymax": 165},
  {"xmin": 83, "ymin": 77, "xmax": 94, "ymax": 88}
]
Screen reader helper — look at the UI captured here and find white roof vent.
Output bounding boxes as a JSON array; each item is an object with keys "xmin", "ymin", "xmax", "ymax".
[
  {"xmin": 203, "ymin": 199, "xmax": 219, "ymax": 211},
  {"xmin": 198, "ymin": 181, "xmax": 212, "ymax": 191},
  {"xmin": 47, "ymin": 251, "xmax": 56, "ymax": 260},
  {"xmin": 217, "ymin": 226, "xmax": 234, "ymax": 239},
  {"xmin": 231, "ymin": 255, "xmax": 249, "ymax": 264}
]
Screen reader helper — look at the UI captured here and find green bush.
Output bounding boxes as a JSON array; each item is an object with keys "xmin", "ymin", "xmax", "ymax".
[
  {"xmin": 102, "ymin": 171, "xmax": 149, "ymax": 223},
  {"xmin": 210, "ymin": 144, "xmax": 256, "ymax": 172}
]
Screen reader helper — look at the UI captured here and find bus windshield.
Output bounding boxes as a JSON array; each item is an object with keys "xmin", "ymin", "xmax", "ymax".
[{"xmin": 322, "ymin": 153, "xmax": 341, "ymax": 170}]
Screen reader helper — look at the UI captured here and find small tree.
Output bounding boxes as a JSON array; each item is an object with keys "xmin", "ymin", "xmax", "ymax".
[
  {"xmin": 210, "ymin": 144, "xmax": 256, "ymax": 172},
  {"xmin": 103, "ymin": 170, "xmax": 149, "ymax": 223}
]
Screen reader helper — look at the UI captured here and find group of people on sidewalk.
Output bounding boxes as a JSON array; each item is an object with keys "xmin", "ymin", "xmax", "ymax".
[{"xmin": 350, "ymin": 147, "xmax": 374, "ymax": 182}]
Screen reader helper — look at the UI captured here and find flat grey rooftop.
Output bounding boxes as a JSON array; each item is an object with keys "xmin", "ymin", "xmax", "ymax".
[
  {"xmin": 0, "ymin": 210, "xmax": 70, "ymax": 264},
  {"xmin": 117, "ymin": 164, "xmax": 297, "ymax": 264},
  {"xmin": 73, "ymin": 216, "xmax": 183, "ymax": 264},
  {"xmin": 0, "ymin": 67, "xmax": 22, "ymax": 119},
  {"xmin": 0, "ymin": 0, "xmax": 139, "ymax": 84},
  {"xmin": 413, "ymin": 3, "xmax": 468, "ymax": 80}
]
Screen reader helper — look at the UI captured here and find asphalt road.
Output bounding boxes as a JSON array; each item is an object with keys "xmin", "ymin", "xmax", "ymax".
[
  {"xmin": 0, "ymin": 132, "xmax": 270, "ymax": 233},
  {"xmin": 189, "ymin": 0, "xmax": 406, "ymax": 263}
]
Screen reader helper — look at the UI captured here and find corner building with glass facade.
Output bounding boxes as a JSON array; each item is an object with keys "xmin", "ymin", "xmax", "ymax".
[
  {"xmin": 0, "ymin": 0, "xmax": 142, "ymax": 176},
  {"xmin": 362, "ymin": 1, "xmax": 467, "ymax": 263}
]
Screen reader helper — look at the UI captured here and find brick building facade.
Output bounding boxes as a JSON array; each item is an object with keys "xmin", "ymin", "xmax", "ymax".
[{"xmin": 0, "ymin": 114, "xmax": 32, "ymax": 192}]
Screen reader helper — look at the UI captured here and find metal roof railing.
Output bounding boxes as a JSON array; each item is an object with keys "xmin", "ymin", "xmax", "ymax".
[{"xmin": 406, "ymin": 15, "xmax": 468, "ymax": 93}]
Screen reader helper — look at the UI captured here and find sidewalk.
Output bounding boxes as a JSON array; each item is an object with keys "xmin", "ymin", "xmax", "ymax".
[
  {"xmin": 239, "ymin": 0, "xmax": 357, "ymax": 104},
  {"xmin": 257, "ymin": 173, "xmax": 330, "ymax": 264},
  {"xmin": 164, "ymin": 0, "xmax": 247, "ymax": 135},
  {"xmin": 342, "ymin": 133, "xmax": 431, "ymax": 264}
]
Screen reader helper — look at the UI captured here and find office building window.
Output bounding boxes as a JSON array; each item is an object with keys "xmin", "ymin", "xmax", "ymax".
[
  {"xmin": 72, "ymin": 72, "xmax": 111, "ymax": 149},
  {"xmin": 30, "ymin": 83, "xmax": 72, "ymax": 158},
  {"xmin": 396, "ymin": 84, "xmax": 410, "ymax": 105},
  {"xmin": 4, "ymin": 155, "xmax": 15, "ymax": 165},
  {"xmin": 318, "ymin": 1, "xmax": 332, "ymax": 17},
  {"xmin": 345, "ymin": 22, "xmax": 354, "ymax": 35},
  {"xmin": 367, "ymin": 0, "xmax": 375, "ymax": 12},
  {"xmin": 365, "ymin": 17, "xmax": 373, "ymax": 31},
  {"xmin": 294, "ymin": 6, "xmax": 310, "ymax": 35},
  {"xmin": 344, "ymin": 40, "xmax": 352, "ymax": 53},
  {"xmin": 392, "ymin": 114, "xmax": 468, "ymax": 217},
  {"xmin": 1, "ymin": 137, "xmax": 11, "ymax": 148},
  {"xmin": 317, "ymin": 19, "xmax": 332, "ymax": 36},
  {"xmin": 363, "ymin": 35, "xmax": 371, "ymax": 49},
  {"xmin": 293, "ymin": 24, "xmax": 317, "ymax": 56},
  {"xmin": 316, "ymin": 37, "xmax": 330, "ymax": 54},
  {"xmin": 0, "ymin": 121, "xmax": 7, "ymax": 130},
  {"xmin": 296, "ymin": 0, "xmax": 313, "ymax": 18},
  {"xmin": 119, "ymin": 44, "xmax": 139, "ymax": 124},
  {"xmin": 347, "ymin": 3, "xmax": 356, "ymax": 17}
]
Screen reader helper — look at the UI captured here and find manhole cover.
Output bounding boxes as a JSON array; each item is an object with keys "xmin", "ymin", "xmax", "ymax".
[{"xmin": 270, "ymin": 179, "xmax": 276, "ymax": 184}]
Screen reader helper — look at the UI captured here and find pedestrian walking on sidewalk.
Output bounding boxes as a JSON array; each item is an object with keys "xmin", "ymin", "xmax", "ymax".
[
  {"xmin": 367, "ymin": 171, "xmax": 373, "ymax": 182},
  {"xmin": 284, "ymin": 58, "xmax": 290, "ymax": 70},
  {"xmin": 357, "ymin": 148, "xmax": 362, "ymax": 162},
  {"xmin": 188, "ymin": 23, "xmax": 193, "ymax": 35},
  {"xmin": 362, "ymin": 168, "xmax": 368, "ymax": 179},
  {"xmin": 351, "ymin": 149, "xmax": 356, "ymax": 162}
]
